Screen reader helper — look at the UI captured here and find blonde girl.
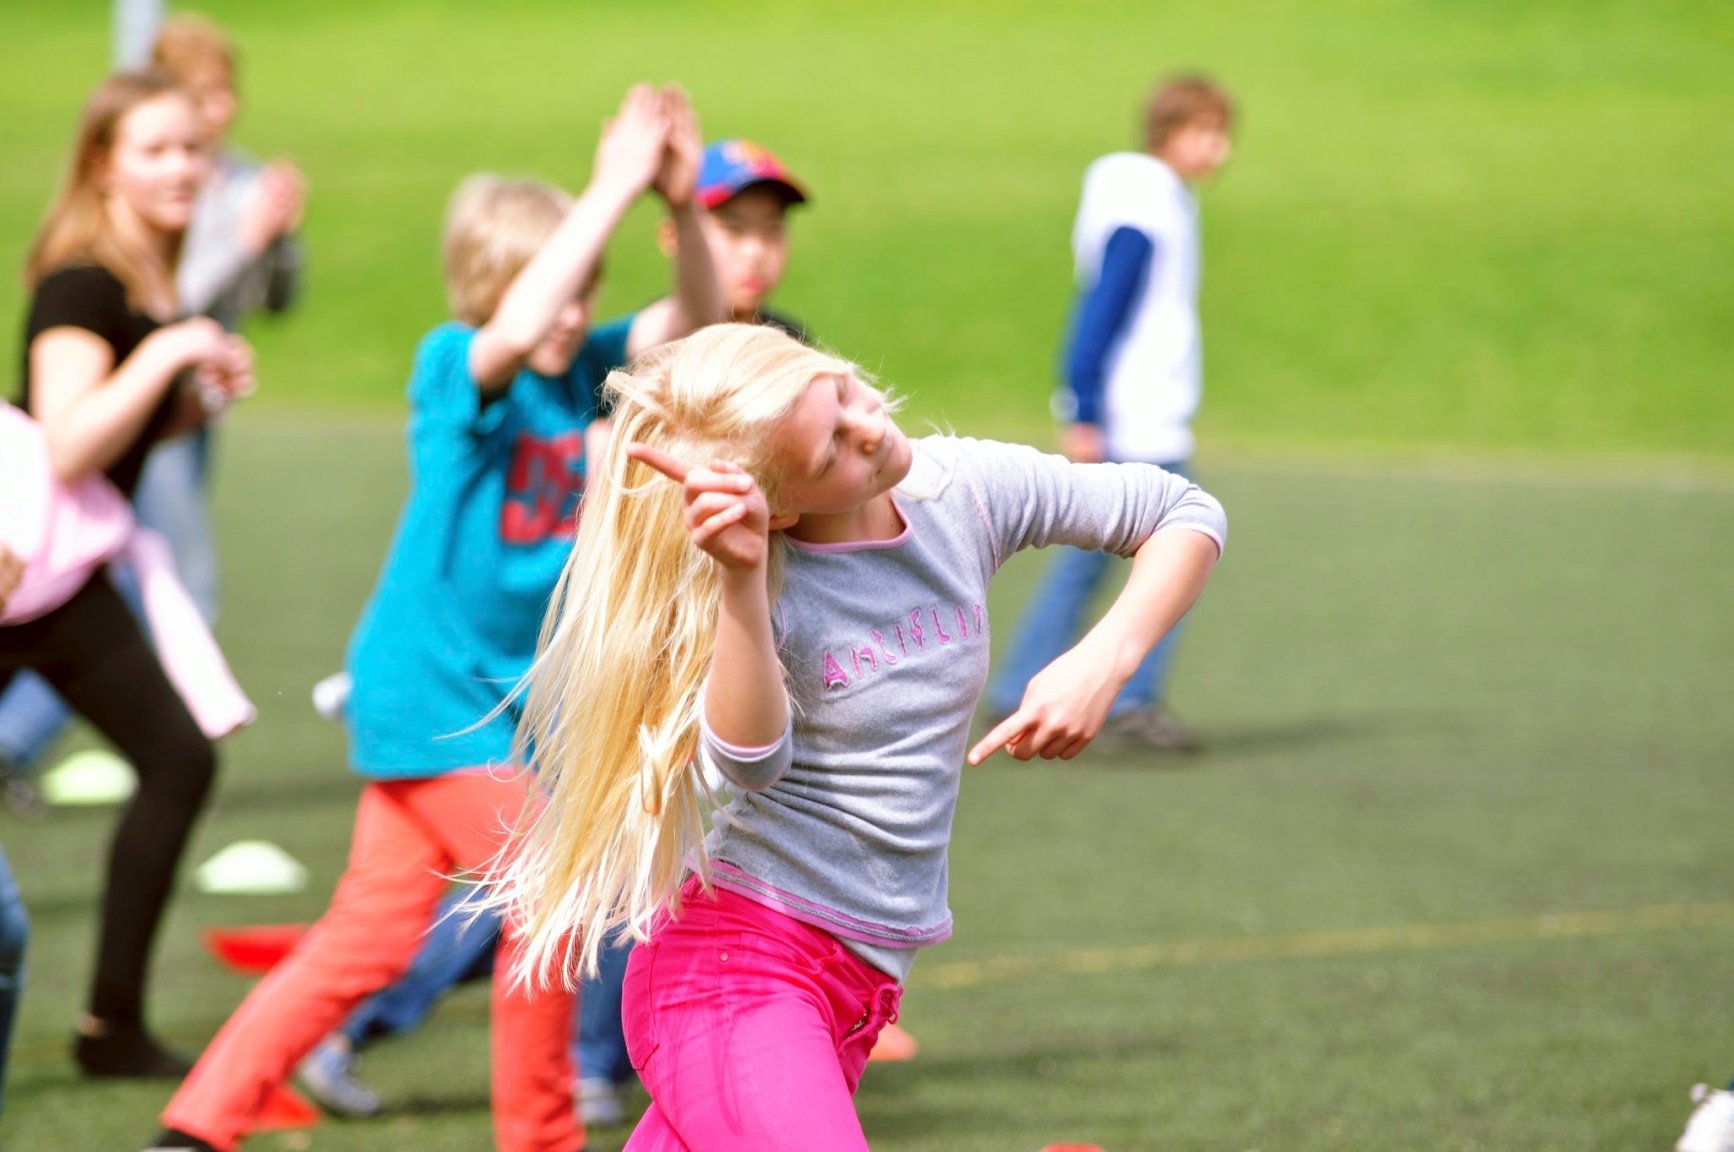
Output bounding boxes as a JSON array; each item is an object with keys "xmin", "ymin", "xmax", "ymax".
[{"xmin": 492, "ymin": 322, "xmax": 1226, "ymax": 1148}]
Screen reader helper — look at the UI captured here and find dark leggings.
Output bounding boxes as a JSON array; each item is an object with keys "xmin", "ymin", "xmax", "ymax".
[{"xmin": 0, "ymin": 574, "xmax": 216, "ymax": 1025}]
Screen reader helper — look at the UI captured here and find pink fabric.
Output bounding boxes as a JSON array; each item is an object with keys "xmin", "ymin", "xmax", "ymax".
[
  {"xmin": 0, "ymin": 403, "xmax": 130, "ymax": 624},
  {"xmin": 163, "ymin": 772, "xmax": 583, "ymax": 1152},
  {"xmin": 123, "ymin": 528, "xmax": 255, "ymax": 738},
  {"xmin": 622, "ymin": 882, "xmax": 903, "ymax": 1151},
  {"xmin": 0, "ymin": 404, "xmax": 253, "ymax": 738}
]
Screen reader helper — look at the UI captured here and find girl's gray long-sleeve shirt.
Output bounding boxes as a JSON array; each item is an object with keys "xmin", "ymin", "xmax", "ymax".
[{"xmin": 700, "ymin": 435, "xmax": 1226, "ymax": 981}]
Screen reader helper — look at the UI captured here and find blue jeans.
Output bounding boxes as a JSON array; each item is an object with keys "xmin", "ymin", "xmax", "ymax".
[
  {"xmin": 987, "ymin": 459, "xmax": 1193, "ymax": 719},
  {"xmin": 339, "ymin": 888, "xmax": 634, "ymax": 1085},
  {"xmin": 576, "ymin": 935, "xmax": 634, "ymax": 1085},
  {"xmin": 0, "ymin": 671, "xmax": 71, "ymax": 771},
  {"xmin": 0, "ymin": 431, "xmax": 217, "ymax": 775},
  {"xmin": 0, "ymin": 846, "xmax": 28, "ymax": 1117}
]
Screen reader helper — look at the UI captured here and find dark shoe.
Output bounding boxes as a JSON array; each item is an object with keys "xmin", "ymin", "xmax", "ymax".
[
  {"xmin": 74, "ymin": 1024, "xmax": 194, "ymax": 1079},
  {"xmin": 144, "ymin": 1129, "xmax": 218, "ymax": 1152},
  {"xmin": 1098, "ymin": 707, "xmax": 1201, "ymax": 754}
]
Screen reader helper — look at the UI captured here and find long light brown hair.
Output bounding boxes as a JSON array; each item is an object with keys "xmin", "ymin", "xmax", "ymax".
[{"xmin": 25, "ymin": 70, "xmax": 192, "ymax": 314}]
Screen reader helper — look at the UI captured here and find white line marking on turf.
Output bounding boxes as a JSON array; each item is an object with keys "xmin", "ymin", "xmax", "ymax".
[{"xmin": 916, "ymin": 902, "xmax": 1734, "ymax": 990}]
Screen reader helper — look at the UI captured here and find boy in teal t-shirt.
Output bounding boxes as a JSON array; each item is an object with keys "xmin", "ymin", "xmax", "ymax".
[{"xmin": 344, "ymin": 312, "xmax": 633, "ymax": 775}]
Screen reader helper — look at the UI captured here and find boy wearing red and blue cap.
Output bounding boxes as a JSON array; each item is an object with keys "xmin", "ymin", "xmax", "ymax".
[{"xmin": 657, "ymin": 138, "xmax": 809, "ymax": 340}]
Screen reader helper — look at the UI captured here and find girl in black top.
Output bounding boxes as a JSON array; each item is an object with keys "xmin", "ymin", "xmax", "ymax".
[{"xmin": 0, "ymin": 70, "xmax": 253, "ymax": 1079}]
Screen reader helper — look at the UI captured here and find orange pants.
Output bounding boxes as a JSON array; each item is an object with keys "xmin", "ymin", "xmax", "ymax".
[{"xmin": 162, "ymin": 771, "xmax": 582, "ymax": 1152}]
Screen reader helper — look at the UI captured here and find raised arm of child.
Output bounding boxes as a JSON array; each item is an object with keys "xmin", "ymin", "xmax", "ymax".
[
  {"xmin": 467, "ymin": 85, "xmax": 669, "ymax": 392},
  {"xmin": 970, "ymin": 523, "xmax": 1220, "ymax": 765},
  {"xmin": 625, "ymin": 86, "xmax": 725, "ymax": 358},
  {"xmin": 627, "ymin": 443, "xmax": 790, "ymax": 749}
]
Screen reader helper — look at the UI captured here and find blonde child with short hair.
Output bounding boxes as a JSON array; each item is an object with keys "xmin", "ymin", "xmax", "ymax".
[
  {"xmin": 489, "ymin": 322, "xmax": 1225, "ymax": 1147},
  {"xmin": 150, "ymin": 83, "xmax": 721, "ymax": 1152}
]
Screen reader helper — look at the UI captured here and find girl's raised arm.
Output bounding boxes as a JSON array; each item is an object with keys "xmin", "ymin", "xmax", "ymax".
[{"xmin": 628, "ymin": 443, "xmax": 789, "ymax": 749}]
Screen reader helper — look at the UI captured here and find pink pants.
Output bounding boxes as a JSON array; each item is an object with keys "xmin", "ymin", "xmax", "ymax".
[
  {"xmin": 622, "ymin": 881, "xmax": 904, "ymax": 1151},
  {"xmin": 162, "ymin": 772, "xmax": 582, "ymax": 1152}
]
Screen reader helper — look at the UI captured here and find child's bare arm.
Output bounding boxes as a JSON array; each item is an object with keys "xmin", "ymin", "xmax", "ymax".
[
  {"xmin": 626, "ymin": 87, "xmax": 725, "ymax": 358},
  {"xmin": 629, "ymin": 444, "xmax": 790, "ymax": 749},
  {"xmin": 970, "ymin": 527, "xmax": 1219, "ymax": 765},
  {"xmin": 469, "ymin": 85, "xmax": 668, "ymax": 392},
  {"xmin": 32, "ymin": 319, "xmax": 250, "ymax": 482}
]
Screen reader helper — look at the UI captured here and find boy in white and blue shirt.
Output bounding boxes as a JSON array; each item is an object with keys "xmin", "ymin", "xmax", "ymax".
[{"xmin": 990, "ymin": 74, "xmax": 1236, "ymax": 752}]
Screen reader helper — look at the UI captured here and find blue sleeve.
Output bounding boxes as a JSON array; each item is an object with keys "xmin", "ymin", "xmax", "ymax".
[
  {"xmin": 574, "ymin": 313, "xmax": 636, "ymax": 418},
  {"xmin": 1065, "ymin": 225, "xmax": 1155, "ymax": 425},
  {"xmin": 407, "ymin": 323, "xmax": 509, "ymax": 438}
]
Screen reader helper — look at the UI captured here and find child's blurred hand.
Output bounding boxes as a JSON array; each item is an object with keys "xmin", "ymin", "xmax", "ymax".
[
  {"xmin": 628, "ymin": 444, "xmax": 773, "ymax": 572},
  {"xmin": 652, "ymin": 85, "xmax": 702, "ymax": 210},
  {"xmin": 161, "ymin": 321, "xmax": 255, "ymax": 414},
  {"xmin": 239, "ymin": 161, "xmax": 307, "ymax": 255},
  {"xmin": 593, "ymin": 84, "xmax": 670, "ymax": 201}
]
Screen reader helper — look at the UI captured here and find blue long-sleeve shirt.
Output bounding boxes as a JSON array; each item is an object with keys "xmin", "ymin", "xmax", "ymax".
[{"xmin": 1066, "ymin": 225, "xmax": 1155, "ymax": 425}]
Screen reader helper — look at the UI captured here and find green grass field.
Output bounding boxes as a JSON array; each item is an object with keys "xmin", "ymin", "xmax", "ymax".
[{"xmin": 1, "ymin": 1, "xmax": 1731, "ymax": 1148}]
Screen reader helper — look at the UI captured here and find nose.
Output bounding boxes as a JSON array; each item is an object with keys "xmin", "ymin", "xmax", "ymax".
[{"xmin": 853, "ymin": 400, "xmax": 886, "ymax": 456}]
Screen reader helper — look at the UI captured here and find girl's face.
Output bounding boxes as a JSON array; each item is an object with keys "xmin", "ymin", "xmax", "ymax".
[
  {"xmin": 105, "ymin": 94, "xmax": 208, "ymax": 235},
  {"xmin": 770, "ymin": 372, "xmax": 911, "ymax": 517}
]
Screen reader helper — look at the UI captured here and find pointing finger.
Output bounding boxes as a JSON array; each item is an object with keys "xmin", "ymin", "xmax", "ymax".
[
  {"xmin": 627, "ymin": 443, "xmax": 691, "ymax": 484},
  {"xmin": 967, "ymin": 710, "xmax": 1033, "ymax": 766}
]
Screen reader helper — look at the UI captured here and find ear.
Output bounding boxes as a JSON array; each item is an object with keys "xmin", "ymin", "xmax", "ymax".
[
  {"xmin": 656, "ymin": 217, "xmax": 678, "ymax": 258},
  {"xmin": 767, "ymin": 511, "xmax": 801, "ymax": 532}
]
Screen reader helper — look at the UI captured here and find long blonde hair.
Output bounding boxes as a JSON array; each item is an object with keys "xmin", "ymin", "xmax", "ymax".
[
  {"xmin": 491, "ymin": 323, "xmax": 860, "ymax": 985},
  {"xmin": 26, "ymin": 70, "xmax": 191, "ymax": 313}
]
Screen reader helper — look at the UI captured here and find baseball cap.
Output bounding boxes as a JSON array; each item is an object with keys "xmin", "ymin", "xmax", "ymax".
[{"xmin": 697, "ymin": 139, "xmax": 808, "ymax": 210}]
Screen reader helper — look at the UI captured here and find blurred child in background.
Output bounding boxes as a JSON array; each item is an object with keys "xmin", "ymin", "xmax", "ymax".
[
  {"xmin": 138, "ymin": 13, "xmax": 305, "ymax": 619},
  {"xmin": 988, "ymin": 74, "xmax": 1235, "ymax": 753},
  {"xmin": 8, "ymin": 70, "xmax": 253, "ymax": 1079},
  {"xmin": 149, "ymin": 83, "xmax": 719, "ymax": 1152},
  {"xmin": 663, "ymin": 138, "xmax": 808, "ymax": 339},
  {"xmin": 0, "ymin": 13, "xmax": 304, "ymax": 815},
  {"xmin": 295, "ymin": 134, "xmax": 834, "ymax": 1130}
]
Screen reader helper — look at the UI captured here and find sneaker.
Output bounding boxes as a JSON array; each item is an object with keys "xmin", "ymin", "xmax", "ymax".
[
  {"xmin": 577, "ymin": 1077, "xmax": 625, "ymax": 1127},
  {"xmin": 73, "ymin": 1024, "xmax": 193, "ymax": 1079},
  {"xmin": 296, "ymin": 1036, "xmax": 382, "ymax": 1118},
  {"xmin": 1098, "ymin": 707, "xmax": 1200, "ymax": 754},
  {"xmin": 1678, "ymin": 1084, "xmax": 1734, "ymax": 1152}
]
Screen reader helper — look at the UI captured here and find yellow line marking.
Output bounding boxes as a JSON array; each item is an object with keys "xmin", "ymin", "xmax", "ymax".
[{"xmin": 916, "ymin": 902, "xmax": 1734, "ymax": 991}]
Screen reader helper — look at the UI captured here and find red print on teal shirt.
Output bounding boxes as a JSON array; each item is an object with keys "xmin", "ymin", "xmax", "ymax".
[{"xmin": 502, "ymin": 431, "xmax": 584, "ymax": 544}]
